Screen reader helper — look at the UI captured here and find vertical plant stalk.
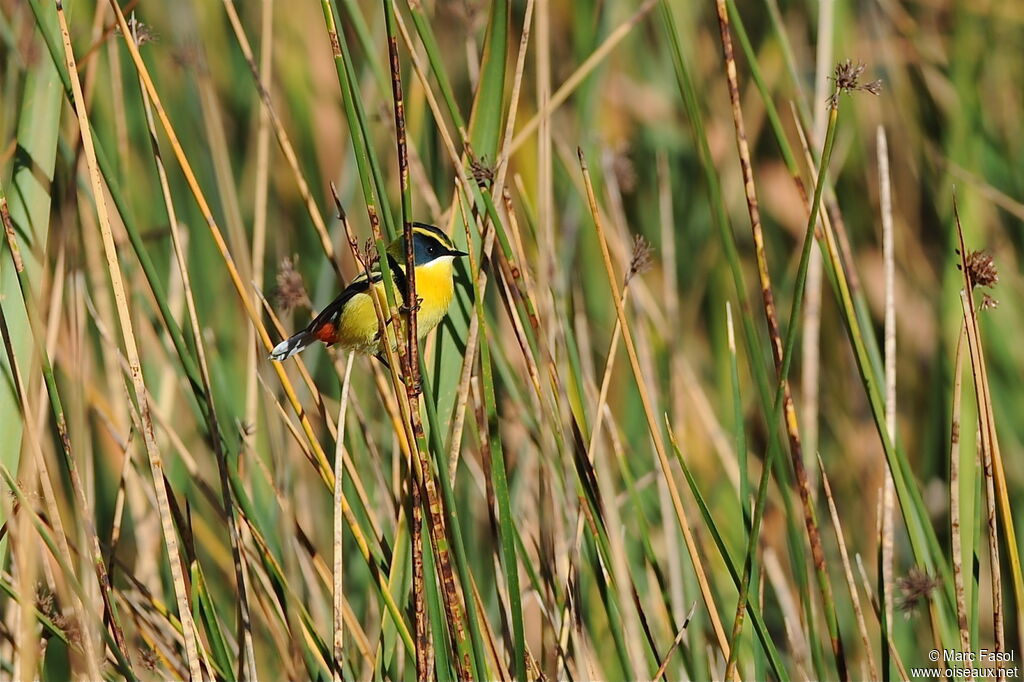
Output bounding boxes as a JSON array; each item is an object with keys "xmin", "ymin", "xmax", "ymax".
[
  {"xmin": 723, "ymin": 77, "xmax": 844, "ymax": 682},
  {"xmin": 107, "ymin": 0, "xmax": 330, "ymax": 501},
  {"xmin": 953, "ymin": 197, "xmax": 1022, "ymax": 652},
  {"xmin": 790, "ymin": 102, "xmax": 950, "ymax": 643},
  {"xmin": 332, "ymin": 192, "xmax": 421, "ymax": 658},
  {"xmin": 381, "ymin": 4, "xmax": 429, "ymax": 673},
  {"xmin": 246, "ymin": 0, "xmax": 274, "ymax": 439},
  {"xmin": 507, "ymin": 0, "xmax": 658, "ymax": 155},
  {"xmin": 318, "ymin": 0, "xmax": 395, "ymax": 238},
  {"xmin": 383, "ymin": 5, "xmax": 474, "ymax": 678},
  {"xmin": 818, "ymin": 456, "xmax": 880, "ymax": 681},
  {"xmin": 134, "ymin": 44, "xmax": 257, "ymax": 680},
  {"xmin": 333, "ymin": 353, "xmax": 355, "ymax": 681},
  {"xmin": 948, "ymin": 322, "xmax": 973, "ymax": 665},
  {"xmin": 220, "ymin": 0, "xmax": 342, "ymax": 278},
  {"xmin": 53, "ymin": 3, "xmax": 204, "ymax": 679},
  {"xmin": 0, "ymin": 252, "xmax": 106, "ymax": 681},
  {"xmin": 411, "ymin": 465, "xmax": 430, "ymax": 678},
  {"xmin": 455, "ymin": 188, "xmax": 526, "ymax": 682},
  {"xmin": 878, "ymin": 125, "xmax": 897, "ymax": 636},
  {"xmin": 4, "ymin": 184, "xmax": 129, "ymax": 681},
  {"xmin": 958, "ymin": 297, "xmax": 1002, "ymax": 653},
  {"xmin": 107, "ymin": 0, "xmax": 412, "ymax": 667},
  {"xmin": 0, "ymin": 465, "xmax": 136, "ymax": 680},
  {"xmin": 802, "ymin": 0, "xmax": 833, "ymax": 478},
  {"xmin": 711, "ymin": 3, "xmax": 845, "ymax": 679},
  {"xmin": 578, "ymin": 149, "xmax": 730, "ymax": 661}
]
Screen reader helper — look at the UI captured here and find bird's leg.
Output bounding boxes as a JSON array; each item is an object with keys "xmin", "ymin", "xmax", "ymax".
[{"xmin": 399, "ymin": 295, "xmax": 423, "ymax": 315}]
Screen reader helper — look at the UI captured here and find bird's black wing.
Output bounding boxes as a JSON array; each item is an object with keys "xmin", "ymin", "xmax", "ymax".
[{"xmin": 303, "ymin": 272, "xmax": 377, "ymax": 333}]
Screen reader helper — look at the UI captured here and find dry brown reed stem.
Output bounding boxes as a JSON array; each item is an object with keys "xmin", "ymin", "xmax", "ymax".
[
  {"xmin": 878, "ymin": 125, "xmax": 897, "ymax": 634},
  {"xmin": 392, "ymin": 3, "xmax": 491, "ymax": 483},
  {"xmin": 385, "ymin": 16, "xmax": 472, "ymax": 673},
  {"xmin": 136, "ymin": 43, "xmax": 258, "ymax": 679},
  {"xmin": 818, "ymin": 455, "xmax": 880, "ymax": 680},
  {"xmin": 220, "ymin": 0, "xmax": 342, "ymax": 279},
  {"xmin": 948, "ymin": 322, "xmax": 973, "ymax": 669},
  {"xmin": 390, "ymin": 8, "xmax": 506, "ymax": 462},
  {"xmin": 335, "ymin": 202, "xmax": 440, "ymax": 680},
  {"xmin": 56, "ymin": 3, "xmax": 203, "ymax": 678},
  {"xmin": 585, "ymin": 282, "xmax": 631, "ymax": 467},
  {"xmin": 106, "ymin": 5, "xmax": 418, "ymax": 655},
  {"xmin": 953, "ymin": 197, "xmax": 1020, "ymax": 652},
  {"xmin": 398, "ymin": 0, "xmax": 558, "ymax": 453},
  {"xmin": 652, "ymin": 602, "xmax": 697, "ymax": 682},
  {"xmin": 396, "ymin": 0, "xmax": 553, "ymax": 453},
  {"xmin": 449, "ymin": 186, "xmax": 495, "ymax": 477},
  {"xmin": 106, "ymin": 0, "xmax": 334, "ymax": 485},
  {"xmin": 411, "ymin": 468, "xmax": 429, "ymax": 679},
  {"xmin": 711, "ymin": 4, "xmax": 843, "ymax": 680},
  {"xmin": 960, "ymin": 286, "xmax": 1003, "ymax": 654},
  {"xmin": 536, "ymin": 0, "xmax": 553, "ymax": 358},
  {"xmin": 335, "ymin": 189, "xmax": 427, "ymax": 679},
  {"xmin": 578, "ymin": 149, "xmax": 730, "ymax": 660}
]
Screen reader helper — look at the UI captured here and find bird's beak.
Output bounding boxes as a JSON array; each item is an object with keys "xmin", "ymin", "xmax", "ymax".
[{"xmin": 449, "ymin": 248, "xmax": 469, "ymax": 257}]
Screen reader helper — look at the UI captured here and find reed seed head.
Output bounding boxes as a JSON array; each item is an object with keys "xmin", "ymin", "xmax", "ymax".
[
  {"xmin": 470, "ymin": 155, "xmax": 495, "ymax": 188},
  {"xmin": 274, "ymin": 255, "xmax": 311, "ymax": 313},
  {"xmin": 897, "ymin": 567, "xmax": 941, "ymax": 613},
  {"xmin": 828, "ymin": 59, "xmax": 882, "ymax": 107},
  {"xmin": 139, "ymin": 647, "xmax": 158, "ymax": 671},
  {"xmin": 964, "ymin": 249, "xmax": 998, "ymax": 289},
  {"xmin": 626, "ymin": 235, "xmax": 653, "ymax": 284}
]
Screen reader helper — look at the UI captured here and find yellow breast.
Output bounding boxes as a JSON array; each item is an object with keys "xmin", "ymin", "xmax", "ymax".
[
  {"xmin": 334, "ymin": 258, "xmax": 456, "ymax": 355},
  {"xmin": 410, "ymin": 257, "xmax": 457, "ymax": 338}
]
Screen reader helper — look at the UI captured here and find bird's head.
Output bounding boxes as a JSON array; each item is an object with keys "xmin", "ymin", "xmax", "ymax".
[{"xmin": 387, "ymin": 223, "xmax": 468, "ymax": 267}]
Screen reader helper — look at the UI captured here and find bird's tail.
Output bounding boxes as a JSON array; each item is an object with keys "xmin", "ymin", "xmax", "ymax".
[{"xmin": 269, "ymin": 330, "xmax": 314, "ymax": 361}]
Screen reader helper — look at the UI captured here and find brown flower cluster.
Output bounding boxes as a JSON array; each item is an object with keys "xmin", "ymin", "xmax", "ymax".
[
  {"xmin": 626, "ymin": 235, "xmax": 653, "ymax": 285},
  {"xmin": 964, "ymin": 249, "xmax": 998, "ymax": 289},
  {"xmin": 470, "ymin": 155, "xmax": 495, "ymax": 188},
  {"xmin": 828, "ymin": 60, "xmax": 882, "ymax": 108},
  {"xmin": 274, "ymin": 255, "xmax": 311, "ymax": 313},
  {"xmin": 897, "ymin": 567, "xmax": 942, "ymax": 613}
]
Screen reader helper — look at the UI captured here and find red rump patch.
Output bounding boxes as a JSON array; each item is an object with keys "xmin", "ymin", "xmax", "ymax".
[{"xmin": 313, "ymin": 322, "xmax": 338, "ymax": 344}]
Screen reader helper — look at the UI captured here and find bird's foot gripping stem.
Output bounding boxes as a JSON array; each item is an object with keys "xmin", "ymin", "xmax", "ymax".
[{"xmin": 399, "ymin": 296, "xmax": 423, "ymax": 315}]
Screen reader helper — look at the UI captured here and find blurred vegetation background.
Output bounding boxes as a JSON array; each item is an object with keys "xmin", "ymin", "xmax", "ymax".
[{"xmin": 0, "ymin": 0, "xmax": 1021, "ymax": 679}]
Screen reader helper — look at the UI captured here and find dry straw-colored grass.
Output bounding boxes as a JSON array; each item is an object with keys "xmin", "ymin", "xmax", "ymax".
[{"xmin": 1, "ymin": 0, "xmax": 1022, "ymax": 679}]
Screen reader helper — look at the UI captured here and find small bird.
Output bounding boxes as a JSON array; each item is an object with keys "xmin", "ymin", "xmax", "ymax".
[{"xmin": 269, "ymin": 223, "xmax": 467, "ymax": 361}]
